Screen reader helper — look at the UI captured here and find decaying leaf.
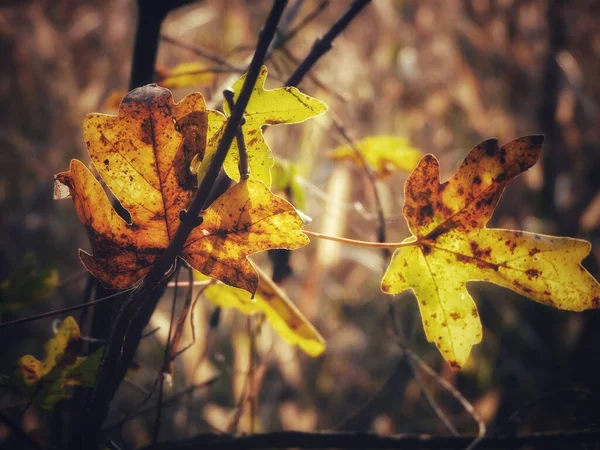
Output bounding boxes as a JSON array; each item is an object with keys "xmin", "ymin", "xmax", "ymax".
[
  {"xmin": 328, "ymin": 135, "xmax": 424, "ymax": 178},
  {"xmin": 204, "ymin": 65, "xmax": 327, "ymax": 187},
  {"xmin": 381, "ymin": 136, "xmax": 600, "ymax": 369},
  {"xmin": 156, "ymin": 62, "xmax": 217, "ymax": 89},
  {"xmin": 182, "ymin": 178, "xmax": 310, "ymax": 293},
  {"xmin": 6, "ymin": 317, "xmax": 103, "ymax": 409},
  {"xmin": 55, "ymin": 85, "xmax": 308, "ymax": 294},
  {"xmin": 200, "ymin": 265, "xmax": 325, "ymax": 356}
]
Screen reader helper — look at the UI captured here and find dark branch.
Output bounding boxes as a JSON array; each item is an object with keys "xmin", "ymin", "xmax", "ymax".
[
  {"xmin": 285, "ymin": 0, "xmax": 371, "ymax": 87},
  {"xmin": 74, "ymin": 3, "xmax": 289, "ymax": 449},
  {"xmin": 129, "ymin": 0, "xmax": 195, "ymax": 89},
  {"xmin": 140, "ymin": 429, "xmax": 600, "ymax": 450}
]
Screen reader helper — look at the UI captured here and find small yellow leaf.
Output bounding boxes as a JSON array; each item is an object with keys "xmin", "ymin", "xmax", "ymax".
[
  {"xmin": 328, "ymin": 135, "xmax": 423, "ymax": 178},
  {"xmin": 156, "ymin": 62, "xmax": 216, "ymax": 89},
  {"xmin": 381, "ymin": 136, "xmax": 600, "ymax": 370},
  {"xmin": 201, "ymin": 265, "xmax": 325, "ymax": 356},
  {"xmin": 8, "ymin": 317, "xmax": 102, "ymax": 409},
  {"xmin": 217, "ymin": 66, "xmax": 327, "ymax": 187}
]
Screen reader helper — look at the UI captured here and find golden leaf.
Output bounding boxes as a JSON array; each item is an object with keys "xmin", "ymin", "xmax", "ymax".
[
  {"xmin": 381, "ymin": 136, "xmax": 600, "ymax": 369},
  {"xmin": 183, "ymin": 179, "xmax": 310, "ymax": 294},
  {"xmin": 55, "ymin": 85, "xmax": 308, "ymax": 294}
]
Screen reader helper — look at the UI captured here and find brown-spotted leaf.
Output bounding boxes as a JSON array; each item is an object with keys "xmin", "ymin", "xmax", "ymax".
[
  {"xmin": 183, "ymin": 179, "xmax": 310, "ymax": 294},
  {"xmin": 55, "ymin": 85, "xmax": 309, "ymax": 294},
  {"xmin": 55, "ymin": 85, "xmax": 208, "ymax": 289},
  {"xmin": 382, "ymin": 136, "xmax": 600, "ymax": 369}
]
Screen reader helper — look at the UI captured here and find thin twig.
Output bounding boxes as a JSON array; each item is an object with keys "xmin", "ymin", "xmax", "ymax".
[
  {"xmin": 167, "ymin": 266, "xmax": 194, "ymax": 371},
  {"xmin": 331, "ymin": 113, "xmax": 389, "ymax": 257},
  {"xmin": 152, "ymin": 265, "xmax": 181, "ymax": 446},
  {"xmin": 280, "ymin": 46, "xmax": 349, "ymax": 102},
  {"xmin": 274, "ymin": 0, "xmax": 329, "ymax": 49},
  {"xmin": 103, "ymin": 377, "xmax": 220, "ymax": 433},
  {"xmin": 303, "ymin": 230, "xmax": 408, "ymax": 248},
  {"xmin": 405, "ymin": 356, "xmax": 459, "ymax": 436},
  {"xmin": 0, "ymin": 411, "xmax": 42, "ymax": 450},
  {"xmin": 285, "ymin": 0, "xmax": 371, "ymax": 87},
  {"xmin": 170, "ymin": 280, "xmax": 214, "ymax": 360},
  {"xmin": 0, "ymin": 288, "xmax": 135, "ymax": 330},
  {"xmin": 160, "ymin": 33, "xmax": 246, "ymax": 72},
  {"xmin": 247, "ymin": 317, "xmax": 256, "ymax": 433},
  {"xmin": 404, "ymin": 348, "xmax": 486, "ymax": 450},
  {"xmin": 223, "ymin": 90, "xmax": 250, "ymax": 179}
]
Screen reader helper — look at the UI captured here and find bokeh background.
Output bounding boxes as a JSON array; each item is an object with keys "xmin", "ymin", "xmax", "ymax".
[{"xmin": 1, "ymin": 0, "xmax": 600, "ymax": 448}]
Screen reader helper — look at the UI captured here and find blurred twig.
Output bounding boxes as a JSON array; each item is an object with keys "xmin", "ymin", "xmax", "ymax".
[
  {"xmin": 330, "ymin": 113, "xmax": 389, "ymax": 257},
  {"xmin": 0, "ymin": 411, "xmax": 42, "ymax": 450},
  {"xmin": 152, "ymin": 265, "xmax": 181, "ymax": 446},
  {"xmin": 0, "ymin": 288, "xmax": 135, "ymax": 330},
  {"xmin": 160, "ymin": 33, "xmax": 246, "ymax": 72},
  {"xmin": 285, "ymin": 0, "xmax": 371, "ymax": 87}
]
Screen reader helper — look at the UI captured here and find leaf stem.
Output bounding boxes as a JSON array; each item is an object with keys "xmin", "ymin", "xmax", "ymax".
[
  {"xmin": 303, "ymin": 230, "xmax": 411, "ymax": 249},
  {"xmin": 0, "ymin": 288, "xmax": 135, "ymax": 330}
]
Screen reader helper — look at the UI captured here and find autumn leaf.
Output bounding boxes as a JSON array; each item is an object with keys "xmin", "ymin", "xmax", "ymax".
[
  {"xmin": 155, "ymin": 62, "xmax": 217, "ymax": 89},
  {"xmin": 381, "ymin": 136, "xmax": 600, "ymax": 369},
  {"xmin": 199, "ymin": 265, "xmax": 325, "ymax": 356},
  {"xmin": 328, "ymin": 135, "xmax": 424, "ymax": 178},
  {"xmin": 204, "ymin": 66, "xmax": 327, "ymax": 187},
  {"xmin": 183, "ymin": 178, "xmax": 310, "ymax": 293},
  {"xmin": 54, "ymin": 85, "xmax": 309, "ymax": 294},
  {"xmin": 5, "ymin": 317, "xmax": 103, "ymax": 409}
]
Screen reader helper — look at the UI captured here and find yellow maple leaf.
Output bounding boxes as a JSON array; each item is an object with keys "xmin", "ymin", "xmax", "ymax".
[
  {"xmin": 381, "ymin": 136, "xmax": 600, "ymax": 370},
  {"xmin": 54, "ymin": 85, "xmax": 308, "ymax": 294},
  {"xmin": 328, "ymin": 135, "xmax": 424, "ymax": 178},
  {"xmin": 183, "ymin": 178, "xmax": 309, "ymax": 293},
  {"xmin": 199, "ymin": 265, "xmax": 325, "ymax": 356},
  {"xmin": 7, "ymin": 317, "xmax": 103, "ymax": 409},
  {"xmin": 206, "ymin": 65, "xmax": 327, "ymax": 187}
]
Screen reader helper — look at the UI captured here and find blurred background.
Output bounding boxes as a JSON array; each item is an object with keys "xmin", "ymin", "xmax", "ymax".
[{"xmin": 1, "ymin": 0, "xmax": 600, "ymax": 448}]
